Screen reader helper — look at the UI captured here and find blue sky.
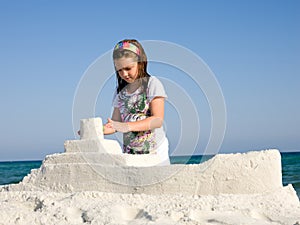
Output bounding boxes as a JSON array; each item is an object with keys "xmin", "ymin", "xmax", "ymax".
[{"xmin": 0, "ymin": 0, "xmax": 299, "ymax": 160}]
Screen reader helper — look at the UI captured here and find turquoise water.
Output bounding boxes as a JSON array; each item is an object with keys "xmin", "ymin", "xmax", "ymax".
[
  {"xmin": 0, "ymin": 152, "xmax": 299, "ymax": 198},
  {"xmin": 0, "ymin": 160, "xmax": 42, "ymax": 185},
  {"xmin": 281, "ymin": 152, "xmax": 300, "ymax": 196}
]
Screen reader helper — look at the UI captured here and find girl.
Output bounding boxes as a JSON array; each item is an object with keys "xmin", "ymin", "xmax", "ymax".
[{"xmin": 104, "ymin": 39, "xmax": 170, "ymax": 165}]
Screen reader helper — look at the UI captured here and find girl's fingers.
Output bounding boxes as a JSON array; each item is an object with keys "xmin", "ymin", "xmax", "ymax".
[
  {"xmin": 105, "ymin": 123, "xmax": 113, "ymax": 128},
  {"xmin": 107, "ymin": 118, "xmax": 130, "ymax": 132},
  {"xmin": 106, "ymin": 118, "xmax": 113, "ymax": 128}
]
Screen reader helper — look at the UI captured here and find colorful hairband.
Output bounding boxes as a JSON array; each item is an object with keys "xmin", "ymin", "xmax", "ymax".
[{"xmin": 114, "ymin": 41, "xmax": 140, "ymax": 56}]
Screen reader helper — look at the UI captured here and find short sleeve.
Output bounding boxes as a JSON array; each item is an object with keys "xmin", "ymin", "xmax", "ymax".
[{"xmin": 148, "ymin": 76, "xmax": 167, "ymax": 102}]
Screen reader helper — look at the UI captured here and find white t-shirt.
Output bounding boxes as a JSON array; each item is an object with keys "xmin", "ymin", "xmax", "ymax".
[{"xmin": 113, "ymin": 76, "xmax": 167, "ymax": 154}]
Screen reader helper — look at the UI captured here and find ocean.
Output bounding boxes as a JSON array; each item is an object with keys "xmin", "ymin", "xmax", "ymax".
[{"xmin": 0, "ymin": 152, "xmax": 299, "ymax": 198}]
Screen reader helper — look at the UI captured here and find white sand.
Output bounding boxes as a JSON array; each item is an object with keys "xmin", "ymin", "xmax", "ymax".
[
  {"xmin": 0, "ymin": 185, "xmax": 299, "ymax": 225},
  {"xmin": 1, "ymin": 149, "xmax": 299, "ymax": 225},
  {"xmin": 1, "ymin": 118, "xmax": 299, "ymax": 224}
]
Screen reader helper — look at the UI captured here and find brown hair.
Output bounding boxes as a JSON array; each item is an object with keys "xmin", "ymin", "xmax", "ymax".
[{"xmin": 113, "ymin": 39, "xmax": 150, "ymax": 93}]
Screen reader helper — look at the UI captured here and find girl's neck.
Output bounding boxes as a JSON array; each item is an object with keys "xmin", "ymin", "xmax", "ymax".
[{"xmin": 126, "ymin": 80, "xmax": 140, "ymax": 93}]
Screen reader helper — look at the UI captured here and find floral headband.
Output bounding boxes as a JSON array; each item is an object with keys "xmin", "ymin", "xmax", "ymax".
[{"xmin": 114, "ymin": 41, "xmax": 140, "ymax": 56}]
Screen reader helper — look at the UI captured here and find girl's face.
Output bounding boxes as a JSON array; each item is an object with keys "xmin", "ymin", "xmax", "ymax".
[{"xmin": 114, "ymin": 57, "xmax": 138, "ymax": 83}]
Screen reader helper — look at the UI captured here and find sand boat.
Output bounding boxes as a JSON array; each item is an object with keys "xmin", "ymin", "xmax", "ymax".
[
  {"xmin": 3, "ymin": 118, "xmax": 296, "ymax": 196},
  {"xmin": 1, "ymin": 118, "xmax": 300, "ymax": 225}
]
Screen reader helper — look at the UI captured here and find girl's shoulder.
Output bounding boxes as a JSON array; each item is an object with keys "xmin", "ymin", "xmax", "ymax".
[
  {"xmin": 147, "ymin": 76, "xmax": 167, "ymax": 99},
  {"xmin": 147, "ymin": 76, "xmax": 163, "ymax": 87}
]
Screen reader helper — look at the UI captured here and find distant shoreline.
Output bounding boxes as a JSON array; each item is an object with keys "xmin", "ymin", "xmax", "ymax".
[{"xmin": 1, "ymin": 150, "xmax": 299, "ymax": 163}]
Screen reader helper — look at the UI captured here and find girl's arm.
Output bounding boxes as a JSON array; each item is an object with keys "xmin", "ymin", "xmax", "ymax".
[
  {"xmin": 110, "ymin": 97, "xmax": 165, "ymax": 133},
  {"xmin": 129, "ymin": 96, "xmax": 165, "ymax": 131}
]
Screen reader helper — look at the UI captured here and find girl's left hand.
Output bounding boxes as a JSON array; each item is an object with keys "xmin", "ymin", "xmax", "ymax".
[{"xmin": 108, "ymin": 118, "xmax": 131, "ymax": 133}]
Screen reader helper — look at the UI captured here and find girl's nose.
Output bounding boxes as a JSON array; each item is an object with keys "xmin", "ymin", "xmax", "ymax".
[{"xmin": 120, "ymin": 70, "xmax": 127, "ymax": 77}]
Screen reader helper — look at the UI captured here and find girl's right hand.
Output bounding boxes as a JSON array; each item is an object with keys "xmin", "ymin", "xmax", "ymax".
[
  {"xmin": 103, "ymin": 119, "xmax": 117, "ymax": 134},
  {"xmin": 108, "ymin": 118, "xmax": 130, "ymax": 133}
]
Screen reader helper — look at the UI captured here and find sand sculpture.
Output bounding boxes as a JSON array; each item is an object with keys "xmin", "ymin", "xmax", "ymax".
[{"xmin": 1, "ymin": 117, "xmax": 299, "ymax": 224}]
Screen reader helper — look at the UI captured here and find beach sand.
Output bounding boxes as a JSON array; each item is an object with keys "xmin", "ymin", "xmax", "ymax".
[
  {"xmin": 0, "ymin": 184, "xmax": 299, "ymax": 225},
  {"xmin": 1, "ymin": 148, "xmax": 300, "ymax": 225},
  {"xmin": 1, "ymin": 118, "xmax": 299, "ymax": 224}
]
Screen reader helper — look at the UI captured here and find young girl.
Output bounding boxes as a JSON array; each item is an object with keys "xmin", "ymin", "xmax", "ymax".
[{"xmin": 104, "ymin": 39, "xmax": 170, "ymax": 165}]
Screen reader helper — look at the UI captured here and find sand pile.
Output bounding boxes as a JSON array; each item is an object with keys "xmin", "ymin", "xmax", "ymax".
[
  {"xmin": 0, "ymin": 183, "xmax": 299, "ymax": 224},
  {"xmin": 0, "ymin": 118, "xmax": 299, "ymax": 224}
]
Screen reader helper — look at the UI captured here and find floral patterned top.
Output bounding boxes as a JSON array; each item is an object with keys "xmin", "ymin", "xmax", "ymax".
[{"xmin": 113, "ymin": 76, "xmax": 167, "ymax": 154}]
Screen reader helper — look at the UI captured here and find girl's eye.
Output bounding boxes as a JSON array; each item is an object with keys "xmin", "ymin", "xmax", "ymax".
[{"xmin": 117, "ymin": 66, "xmax": 134, "ymax": 72}]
